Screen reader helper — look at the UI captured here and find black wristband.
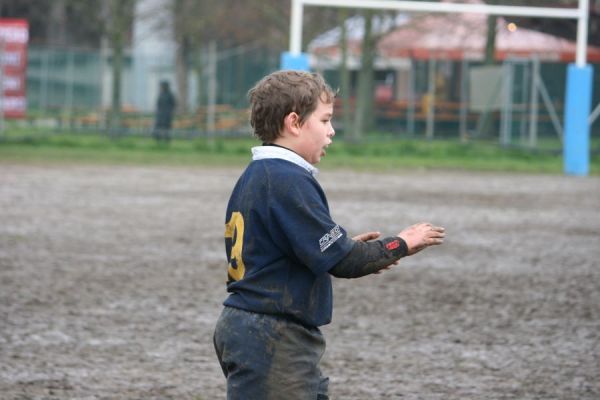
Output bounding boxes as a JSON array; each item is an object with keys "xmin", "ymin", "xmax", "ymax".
[{"xmin": 381, "ymin": 236, "xmax": 408, "ymax": 258}]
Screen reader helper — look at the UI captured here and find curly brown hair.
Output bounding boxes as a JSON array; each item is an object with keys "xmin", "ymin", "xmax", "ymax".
[{"xmin": 248, "ymin": 70, "xmax": 336, "ymax": 143}]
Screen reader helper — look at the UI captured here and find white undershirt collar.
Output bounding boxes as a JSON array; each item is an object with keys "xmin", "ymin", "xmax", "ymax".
[{"xmin": 251, "ymin": 145, "xmax": 319, "ymax": 177}]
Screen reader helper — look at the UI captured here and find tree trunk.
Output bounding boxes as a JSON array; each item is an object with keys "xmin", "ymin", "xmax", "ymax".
[
  {"xmin": 485, "ymin": 15, "xmax": 497, "ymax": 65},
  {"xmin": 175, "ymin": 34, "xmax": 190, "ymax": 113},
  {"xmin": 174, "ymin": 0, "xmax": 189, "ymax": 113},
  {"xmin": 193, "ymin": 49, "xmax": 203, "ymax": 111},
  {"xmin": 109, "ymin": 0, "xmax": 126, "ymax": 134},
  {"xmin": 352, "ymin": 10, "xmax": 376, "ymax": 142},
  {"xmin": 110, "ymin": 44, "xmax": 122, "ymax": 134},
  {"xmin": 47, "ymin": 0, "xmax": 67, "ymax": 47},
  {"xmin": 481, "ymin": 14, "xmax": 498, "ymax": 138},
  {"xmin": 339, "ymin": 9, "xmax": 352, "ymax": 139}
]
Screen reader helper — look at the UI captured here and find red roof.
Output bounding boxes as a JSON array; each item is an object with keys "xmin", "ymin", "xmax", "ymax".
[{"xmin": 312, "ymin": 12, "xmax": 600, "ymax": 63}]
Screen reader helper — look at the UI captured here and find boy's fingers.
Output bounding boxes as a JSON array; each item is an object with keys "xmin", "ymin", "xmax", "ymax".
[{"xmin": 353, "ymin": 231, "xmax": 381, "ymax": 242}]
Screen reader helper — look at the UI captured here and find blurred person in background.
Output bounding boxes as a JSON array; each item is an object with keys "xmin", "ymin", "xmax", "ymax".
[{"xmin": 153, "ymin": 80, "xmax": 176, "ymax": 143}]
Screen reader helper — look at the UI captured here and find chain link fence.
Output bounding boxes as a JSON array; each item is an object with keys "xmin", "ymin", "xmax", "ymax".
[
  {"xmin": 22, "ymin": 45, "xmax": 280, "ymax": 137},
  {"xmin": 14, "ymin": 45, "xmax": 600, "ymax": 149}
]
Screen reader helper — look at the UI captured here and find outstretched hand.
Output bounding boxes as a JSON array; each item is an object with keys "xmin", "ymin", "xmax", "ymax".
[{"xmin": 398, "ymin": 223, "xmax": 445, "ymax": 255}]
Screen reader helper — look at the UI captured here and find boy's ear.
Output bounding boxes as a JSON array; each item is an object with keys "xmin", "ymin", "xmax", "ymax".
[{"xmin": 283, "ymin": 112, "xmax": 301, "ymax": 137}]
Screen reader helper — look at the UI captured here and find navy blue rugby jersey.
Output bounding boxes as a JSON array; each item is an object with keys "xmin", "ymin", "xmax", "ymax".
[{"xmin": 223, "ymin": 151, "xmax": 354, "ymax": 327}]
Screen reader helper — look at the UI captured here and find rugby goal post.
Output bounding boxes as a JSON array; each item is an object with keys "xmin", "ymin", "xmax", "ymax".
[{"xmin": 283, "ymin": 0, "xmax": 593, "ymax": 176}]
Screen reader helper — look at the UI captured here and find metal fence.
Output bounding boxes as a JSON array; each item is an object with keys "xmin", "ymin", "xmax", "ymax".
[
  {"xmin": 321, "ymin": 57, "xmax": 600, "ymax": 146},
  {"xmin": 27, "ymin": 47, "xmax": 104, "ymax": 112},
  {"xmin": 17, "ymin": 45, "xmax": 600, "ymax": 146},
  {"xmin": 24, "ymin": 45, "xmax": 279, "ymax": 133}
]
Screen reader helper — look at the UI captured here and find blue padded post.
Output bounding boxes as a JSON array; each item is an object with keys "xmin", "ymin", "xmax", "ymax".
[
  {"xmin": 280, "ymin": 52, "xmax": 310, "ymax": 71},
  {"xmin": 564, "ymin": 64, "xmax": 593, "ymax": 176}
]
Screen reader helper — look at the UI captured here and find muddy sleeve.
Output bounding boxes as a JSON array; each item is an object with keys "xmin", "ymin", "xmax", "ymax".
[{"xmin": 329, "ymin": 237, "xmax": 408, "ymax": 279}]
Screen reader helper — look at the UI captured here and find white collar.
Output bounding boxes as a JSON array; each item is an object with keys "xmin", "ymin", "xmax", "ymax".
[{"xmin": 251, "ymin": 145, "xmax": 319, "ymax": 176}]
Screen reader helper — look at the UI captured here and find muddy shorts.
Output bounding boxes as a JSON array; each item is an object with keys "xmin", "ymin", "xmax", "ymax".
[{"xmin": 213, "ymin": 306, "xmax": 329, "ymax": 400}]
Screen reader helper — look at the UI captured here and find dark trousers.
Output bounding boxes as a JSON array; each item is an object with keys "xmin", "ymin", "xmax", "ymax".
[{"xmin": 214, "ymin": 306, "xmax": 329, "ymax": 400}]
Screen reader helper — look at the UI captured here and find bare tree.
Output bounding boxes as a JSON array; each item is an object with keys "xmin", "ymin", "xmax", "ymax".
[
  {"xmin": 352, "ymin": 10, "xmax": 376, "ymax": 142},
  {"xmin": 0, "ymin": 0, "xmax": 105, "ymax": 48},
  {"xmin": 107, "ymin": 0, "xmax": 134, "ymax": 133},
  {"xmin": 47, "ymin": 0, "xmax": 67, "ymax": 47},
  {"xmin": 173, "ymin": 0, "xmax": 191, "ymax": 113},
  {"xmin": 172, "ymin": 0, "xmax": 228, "ymax": 112},
  {"xmin": 339, "ymin": 8, "xmax": 352, "ymax": 138},
  {"xmin": 485, "ymin": 14, "xmax": 498, "ymax": 65}
]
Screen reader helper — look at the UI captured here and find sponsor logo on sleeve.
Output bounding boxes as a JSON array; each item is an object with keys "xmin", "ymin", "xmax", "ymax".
[{"xmin": 319, "ymin": 225, "xmax": 343, "ymax": 252}]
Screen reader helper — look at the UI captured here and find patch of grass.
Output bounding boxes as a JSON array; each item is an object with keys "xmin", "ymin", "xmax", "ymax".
[
  {"xmin": 1, "ymin": 129, "xmax": 598, "ymax": 175},
  {"xmin": 319, "ymin": 138, "xmax": 581, "ymax": 174},
  {"xmin": 0, "ymin": 131, "xmax": 255, "ymax": 167}
]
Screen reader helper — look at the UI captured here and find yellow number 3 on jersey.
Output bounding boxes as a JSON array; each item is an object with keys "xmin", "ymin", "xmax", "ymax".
[{"xmin": 224, "ymin": 211, "xmax": 245, "ymax": 281}]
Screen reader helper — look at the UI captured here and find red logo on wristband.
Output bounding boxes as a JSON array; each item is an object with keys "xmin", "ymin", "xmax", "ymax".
[{"xmin": 386, "ymin": 240, "xmax": 400, "ymax": 251}]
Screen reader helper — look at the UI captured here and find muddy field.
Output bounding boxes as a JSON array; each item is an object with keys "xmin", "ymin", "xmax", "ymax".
[{"xmin": 1, "ymin": 163, "xmax": 599, "ymax": 399}]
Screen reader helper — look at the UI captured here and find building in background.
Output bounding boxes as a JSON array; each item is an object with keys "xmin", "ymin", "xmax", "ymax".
[{"xmin": 310, "ymin": 12, "xmax": 600, "ymax": 102}]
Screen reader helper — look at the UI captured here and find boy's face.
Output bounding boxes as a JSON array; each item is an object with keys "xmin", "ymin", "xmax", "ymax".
[{"xmin": 296, "ymin": 99, "xmax": 335, "ymax": 165}]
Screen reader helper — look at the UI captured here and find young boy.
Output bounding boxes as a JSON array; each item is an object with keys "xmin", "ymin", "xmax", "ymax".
[{"xmin": 214, "ymin": 70, "xmax": 445, "ymax": 399}]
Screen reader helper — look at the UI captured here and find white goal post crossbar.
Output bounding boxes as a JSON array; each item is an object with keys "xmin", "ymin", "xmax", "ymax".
[
  {"xmin": 288, "ymin": 0, "xmax": 593, "ymax": 176},
  {"xmin": 290, "ymin": 0, "xmax": 590, "ymax": 67}
]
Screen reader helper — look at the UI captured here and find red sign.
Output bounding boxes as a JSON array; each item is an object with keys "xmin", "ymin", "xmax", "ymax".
[{"xmin": 0, "ymin": 19, "xmax": 28, "ymax": 118}]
